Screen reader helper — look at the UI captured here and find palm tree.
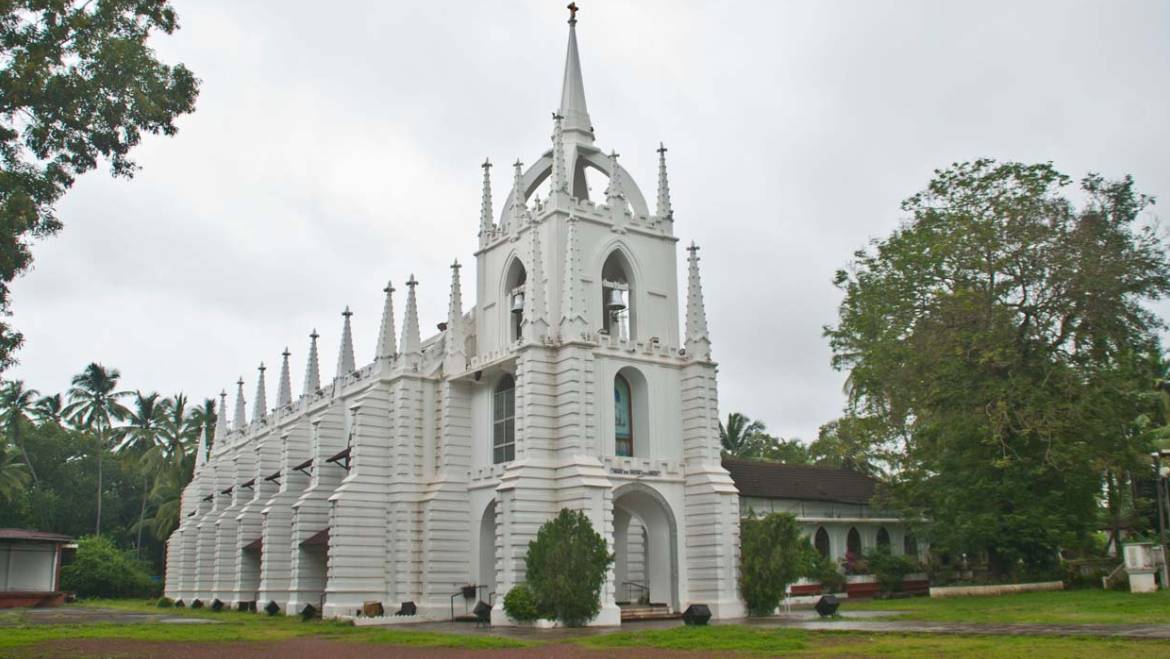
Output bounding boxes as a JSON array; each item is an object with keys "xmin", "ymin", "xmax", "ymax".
[
  {"xmin": 144, "ymin": 395, "xmax": 198, "ymax": 542},
  {"xmin": 115, "ymin": 391, "xmax": 166, "ymax": 553},
  {"xmin": 0, "ymin": 441, "xmax": 30, "ymax": 503},
  {"xmin": 1, "ymin": 380, "xmax": 40, "ymax": 484},
  {"xmin": 719, "ymin": 412, "xmax": 767, "ymax": 458},
  {"xmin": 63, "ymin": 363, "xmax": 130, "ymax": 535},
  {"xmin": 32, "ymin": 393, "xmax": 64, "ymax": 425},
  {"xmin": 187, "ymin": 397, "xmax": 216, "ymax": 450},
  {"xmin": 114, "ymin": 392, "xmax": 163, "ymax": 454}
]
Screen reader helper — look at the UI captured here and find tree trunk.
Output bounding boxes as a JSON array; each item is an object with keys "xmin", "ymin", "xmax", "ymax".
[
  {"xmin": 135, "ymin": 474, "xmax": 148, "ymax": 555},
  {"xmin": 1106, "ymin": 471, "xmax": 1121, "ymax": 555},
  {"xmin": 95, "ymin": 429, "xmax": 104, "ymax": 536},
  {"xmin": 13, "ymin": 424, "xmax": 38, "ymax": 485}
]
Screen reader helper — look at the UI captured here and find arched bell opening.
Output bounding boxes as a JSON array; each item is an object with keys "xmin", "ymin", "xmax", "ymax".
[
  {"xmin": 601, "ymin": 250, "xmax": 636, "ymax": 340},
  {"xmin": 612, "ymin": 484, "xmax": 678, "ymax": 613},
  {"xmin": 503, "ymin": 258, "xmax": 527, "ymax": 342},
  {"xmin": 478, "ymin": 500, "xmax": 498, "ymax": 599}
]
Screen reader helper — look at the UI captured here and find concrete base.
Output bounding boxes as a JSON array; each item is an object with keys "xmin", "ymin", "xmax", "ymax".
[{"xmin": 1129, "ymin": 570, "xmax": 1157, "ymax": 593}]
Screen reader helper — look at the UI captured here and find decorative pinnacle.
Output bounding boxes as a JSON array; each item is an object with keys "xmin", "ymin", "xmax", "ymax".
[
  {"xmin": 657, "ymin": 142, "xmax": 673, "ymax": 220},
  {"xmin": 342, "ymin": 306, "xmax": 352, "ymax": 318},
  {"xmin": 407, "ymin": 274, "xmax": 418, "ymax": 288},
  {"xmin": 277, "ymin": 347, "xmax": 292, "ymax": 407},
  {"xmin": 479, "ymin": 159, "xmax": 493, "ymax": 237},
  {"xmin": 568, "ymin": 1, "xmax": 578, "ymax": 24},
  {"xmin": 376, "ymin": 280, "xmax": 397, "ymax": 360},
  {"xmin": 253, "ymin": 362, "xmax": 268, "ymax": 422}
]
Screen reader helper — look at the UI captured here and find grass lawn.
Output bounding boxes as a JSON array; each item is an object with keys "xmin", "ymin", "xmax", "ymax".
[
  {"xmin": 1, "ymin": 597, "xmax": 1169, "ymax": 656},
  {"xmin": 847, "ymin": 588, "xmax": 1170, "ymax": 624}
]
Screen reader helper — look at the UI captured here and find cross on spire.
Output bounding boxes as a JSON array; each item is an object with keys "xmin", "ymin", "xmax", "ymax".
[{"xmin": 568, "ymin": 2, "xmax": 578, "ymax": 24}]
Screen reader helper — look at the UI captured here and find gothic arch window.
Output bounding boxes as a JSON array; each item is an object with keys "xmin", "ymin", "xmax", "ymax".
[
  {"xmin": 846, "ymin": 527, "xmax": 862, "ymax": 556},
  {"xmin": 504, "ymin": 258, "xmax": 527, "ymax": 343},
  {"xmin": 615, "ymin": 374, "xmax": 633, "ymax": 457},
  {"xmin": 601, "ymin": 250, "xmax": 634, "ymax": 340},
  {"xmin": 814, "ymin": 527, "xmax": 830, "ymax": 559},
  {"xmin": 876, "ymin": 527, "xmax": 891, "ymax": 549},
  {"xmin": 492, "ymin": 375, "xmax": 515, "ymax": 464},
  {"xmin": 904, "ymin": 533, "xmax": 918, "ymax": 558}
]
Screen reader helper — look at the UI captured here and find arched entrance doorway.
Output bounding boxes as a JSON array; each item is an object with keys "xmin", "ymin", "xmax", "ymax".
[
  {"xmin": 612, "ymin": 484, "xmax": 678, "ymax": 612},
  {"xmin": 478, "ymin": 501, "xmax": 497, "ymax": 598}
]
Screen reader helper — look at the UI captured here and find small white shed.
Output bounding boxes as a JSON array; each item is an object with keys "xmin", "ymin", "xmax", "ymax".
[{"xmin": 0, "ymin": 528, "xmax": 73, "ymax": 608}]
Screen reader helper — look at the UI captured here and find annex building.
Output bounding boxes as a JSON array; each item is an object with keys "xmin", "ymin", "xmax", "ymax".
[{"xmin": 165, "ymin": 10, "xmax": 744, "ymax": 625}]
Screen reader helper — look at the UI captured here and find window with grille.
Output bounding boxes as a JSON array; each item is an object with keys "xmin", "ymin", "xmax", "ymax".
[{"xmin": 493, "ymin": 375, "xmax": 516, "ymax": 464}]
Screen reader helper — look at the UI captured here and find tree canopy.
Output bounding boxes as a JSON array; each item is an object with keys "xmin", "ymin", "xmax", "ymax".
[
  {"xmin": 0, "ymin": 1, "xmax": 198, "ymax": 369},
  {"xmin": 825, "ymin": 160, "xmax": 1170, "ymax": 575}
]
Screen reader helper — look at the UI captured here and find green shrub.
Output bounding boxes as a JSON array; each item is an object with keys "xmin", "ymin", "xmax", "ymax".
[
  {"xmin": 524, "ymin": 508, "xmax": 613, "ymax": 627},
  {"xmin": 866, "ymin": 546, "xmax": 919, "ymax": 594},
  {"xmin": 739, "ymin": 513, "xmax": 804, "ymax": 616},
  {"xmin": 502, "ymin": 583, "xmax": 545, "ymax": 622},
  {"xmin": 60, "ymin": 535, "xmax": 158, "ymax": 598},
  {"xmin": 802, "ymin": 545, "xmax": 845, "ymax": 594},
  {"xmin": 156, "ymin": 596, "xmax": 175, "ymax": 608}
]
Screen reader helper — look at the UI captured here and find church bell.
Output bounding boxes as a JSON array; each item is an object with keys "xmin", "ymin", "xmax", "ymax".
[
  {"xmin": 606, "ymin": 288, "xmax": 627, "ymax": 312},
  {"xmin": 511, "ymin": 291, "xmax": 525, "ymax": 314}
]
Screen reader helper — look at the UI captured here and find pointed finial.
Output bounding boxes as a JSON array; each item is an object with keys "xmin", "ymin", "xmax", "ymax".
[
  {"xmin": 560, "ymin": 215, "xmax": 588, "ymax": 337},
  {"xmin": 233, "ymin": 377, "xmax": 247, "ymax": 431},
  {"xmin": 277, "ymin": 348, "xmax": 292, "ymax": 407},
  {"xmin": 253, "ymin": 363, "xmax": 268, "ymax": 422},
  {"xmin": 336, "ymin": 306, "xmax": 356, "ymax": 378},
  {"xmin": 479, "ymin": 158, "xmax": 494, "ymax": 238},
  {"xmin": 303, "ymin": 329, "xmax": 321, "ymax": 396},
  {"xmin": 375, "ymin": 280, "xmax": 398, "ymax": 360},
  {"xmin": 685, "ymin": 241, "xmax": 712, "ymax": 360},
  {"xmin": 550, "ymin": 112, "xmax": 568, "ymax": 197},
  {"xmin": 504, "ymin": 159, "xmax": 526, "ymax": 230},
  {"xmin": 195, "ymin": 425, "xmax": 209, "ymax": 470},
  {"xmin": 605, "ymin": 151, "xmax": 628, "ymax": 211},
  {"xmin": 445, "ymin": 260, "xmax": 466, "ymax": 372},
  {"xmin": 215, "ymin": 389, "xmax": 228, "ymax": 443},
  {"xmin": 568, "ymin": 2, "xmax": 578, "ymax": 24},
  {"xmin": 400, "ymin": 274, "xmax": 422, "ymax": 357},
  {"xmin": 657, "ymin": 142, "xmax": 673, "ymax": 221},
  {"xmin": 522, "ymin": 226, "xmax": 549, "ymax": 342}
]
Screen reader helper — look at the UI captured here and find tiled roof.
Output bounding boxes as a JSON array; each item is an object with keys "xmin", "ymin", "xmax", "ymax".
[
  {"xmin": 0, "ymin": 528, "xmax": 73, "ymax": 543},
  {"xmin": 723, "ymin": 458, "xmax": 878, "ymax": 505}
]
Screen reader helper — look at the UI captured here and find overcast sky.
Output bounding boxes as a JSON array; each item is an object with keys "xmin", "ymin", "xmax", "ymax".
[{"xmin": 9, "ymin": 1, "xmax": 1170, "ymax": 442}]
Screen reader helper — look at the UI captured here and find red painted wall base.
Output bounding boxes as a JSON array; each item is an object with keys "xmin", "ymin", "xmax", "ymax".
[{"xmin": 0, "ymin": 592, "xmax": 67, "ymax": 609}]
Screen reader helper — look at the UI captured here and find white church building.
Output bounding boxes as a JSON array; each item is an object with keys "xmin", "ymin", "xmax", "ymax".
[{"xmin": 165, "ymin": 9, "xmax": 744, "ymax": 625}]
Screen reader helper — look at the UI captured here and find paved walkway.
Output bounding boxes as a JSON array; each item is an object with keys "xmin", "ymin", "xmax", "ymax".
[
  {"xmin": 8, "ymin": 606, "xmax": 1170, "ymax": 641},
  {"xmin": 393, "ymin": 610, "xmax": 1170, "ymax": 641}
]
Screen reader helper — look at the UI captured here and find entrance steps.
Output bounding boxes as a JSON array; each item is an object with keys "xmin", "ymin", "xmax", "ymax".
[{"xmin": 618, "ymin": 602, "xmax": 680, "ymax": 622}]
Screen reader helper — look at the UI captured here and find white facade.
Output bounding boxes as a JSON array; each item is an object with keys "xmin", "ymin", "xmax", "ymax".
[{"xmin": 165, "ymin": 12, "xmax": 743, "ymax": 625}]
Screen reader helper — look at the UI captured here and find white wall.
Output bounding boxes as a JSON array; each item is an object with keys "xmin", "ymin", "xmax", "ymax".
[{"xmin": 0, "ymin": 543, "xmax": 57, "ymax": 592}]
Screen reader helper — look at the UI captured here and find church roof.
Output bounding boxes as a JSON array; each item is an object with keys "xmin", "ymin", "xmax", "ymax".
[{"xmin": 723, "ymin": 458, "xmax": 879, "ymax": 505}]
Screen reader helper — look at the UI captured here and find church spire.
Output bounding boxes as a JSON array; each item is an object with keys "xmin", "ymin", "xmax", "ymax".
[
  {"xmin": 233, "ymin": 377, "xmax": 247, "ymax": 430},
  {"xmin": 685, "ymin": 242, "xmax": 712, "ymax": 361},
  {"xmin": 336, "ymin": 306, "xmax": 355, "ymax": 378},
  {"xmin": 304, "ymin": 329, "xmax": 321, "ymax": 396},
  {"xmin": 277, "ymin": 348, "xmax": 292, "ymax": 407},
  {"xmin": 375, "ymin": 281, "xmax": 397, "ymax": 360},
  {"xmin": 400, "ymin": 275, "xmax": 421, "ymax": 357},
  {"xmin": 479, "ymin": 159, "xmax": 493, "ymax": 238},
  {"xmin": 253, "ymin": 363, "xmax": 267, "ymax": 422},
  {"xmin": 214, "ymin": 390, "xmax": 228, "ymax": 444},
  {"xmin": 445, "ymin": 260, "xmax": 466, "ymax": 372},
  {"xmin": 559, "ymin": 2, "xmax": 593, "ymax": 143},
  {"xmin": 522, "ymin": 226, "xmax": 549, "ymax": 342},
  {"xmin": 560, "ymin": 215, "xmax": 587, "ymax": 338},
  {"xmin": 656, "ymin": 143, "xmax": 673, "ymax": 221}
]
